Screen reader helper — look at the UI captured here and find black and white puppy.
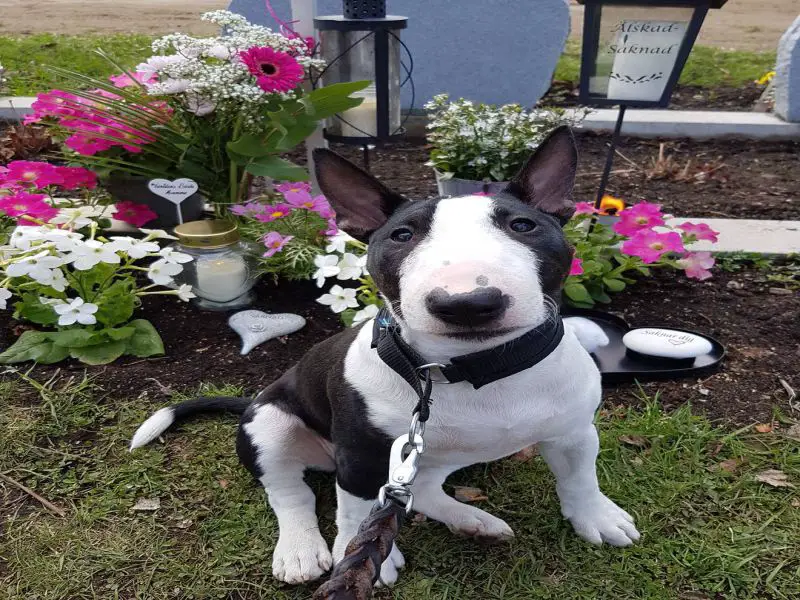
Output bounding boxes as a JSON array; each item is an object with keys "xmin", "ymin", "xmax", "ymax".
[{"xmin": 131, "ymin": 127, "xmax": 639, "ymax": 586}]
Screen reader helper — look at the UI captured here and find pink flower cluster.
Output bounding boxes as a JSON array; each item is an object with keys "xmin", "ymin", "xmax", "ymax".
[
  {"xmin": 612, "ymin": 202, "xmax": 718, "ymax": 280},
  {"xmin": 25, "ymin": 79, "xmax": 164, "ymax": 156},
  {"xmin": 231, "ymin": 182, "xmax": 337, "ymax": 257},
  {"xmin": 0, "ymin": 162, "xmax": 99, "ymax": 223},
  {"xmin": 114, "ymin": 200, "xmax": 158, "ymax": 227}
]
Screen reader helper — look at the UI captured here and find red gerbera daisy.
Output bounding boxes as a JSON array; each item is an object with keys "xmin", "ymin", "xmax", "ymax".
[{"xmin": 239, "ymin": 46, "xmax": 305, "ymax": 93}]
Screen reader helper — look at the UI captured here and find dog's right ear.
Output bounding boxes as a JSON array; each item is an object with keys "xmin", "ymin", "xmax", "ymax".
[{"xmin": 313, "ymin": 149, "xmax": 408, "ymax": 242}]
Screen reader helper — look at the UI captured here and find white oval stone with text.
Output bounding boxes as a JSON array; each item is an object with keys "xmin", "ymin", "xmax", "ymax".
[{"xmin": 622, "ymin": 328, "xmax": 712, "ymax": 359}]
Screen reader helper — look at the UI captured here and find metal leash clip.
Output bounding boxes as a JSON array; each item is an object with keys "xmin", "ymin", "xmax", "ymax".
[{"xmin": 377, "ymin": 422, "xmax": 425, "ymax": 513}]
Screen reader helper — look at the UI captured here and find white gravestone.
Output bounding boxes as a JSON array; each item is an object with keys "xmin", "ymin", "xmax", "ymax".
[{"xmin": 775, "ymin": 16, "xmax": 800, "ymax": 123}]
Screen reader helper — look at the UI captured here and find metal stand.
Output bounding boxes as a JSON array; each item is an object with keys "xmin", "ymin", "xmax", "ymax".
[
  {"xmin": 588, "ymin": 104, "xmax": 626, "ymax": 233},
  {"xmin": 362, "ymin": 144, "xmax": 371, "ymax": 171}
]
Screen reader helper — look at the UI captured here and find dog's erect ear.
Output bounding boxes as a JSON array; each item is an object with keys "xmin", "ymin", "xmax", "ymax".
[
  {"xmin": 313, "ymin": 149, "xmax": 408, "ymax": 242},
  {"xmin": 503, "ymin": 125, "xmax": 578, "ymax": 225}
]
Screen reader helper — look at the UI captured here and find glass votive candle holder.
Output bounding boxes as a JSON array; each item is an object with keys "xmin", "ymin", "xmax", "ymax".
[{"xmin": 171, "ymin": 220, "xmax": 260, "ymax": 310}]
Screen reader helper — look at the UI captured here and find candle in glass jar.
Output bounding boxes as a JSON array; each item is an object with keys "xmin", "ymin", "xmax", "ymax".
[
  {"xmin": 340, "ymin": 86, "xmax": 378, "ymax": 137},
  {"xmin": 195, "ymin": 255, "xmax": 247, "ymax": 302}
]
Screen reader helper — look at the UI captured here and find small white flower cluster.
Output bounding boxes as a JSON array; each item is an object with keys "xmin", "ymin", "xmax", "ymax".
[
  {"xmin": 0, "ymin": 226, "xmax": 196, "ymax": 325},
  {"xmin": 424, "ymin": 94, "xmax": 586, "ymax": 182},
  {"xmin": 313, "ymin": 231, "xmax": 380, "ymax": 326},
  {"xmin": 142, "ymin": 10, "xmax": 325, "ymax": 125}
]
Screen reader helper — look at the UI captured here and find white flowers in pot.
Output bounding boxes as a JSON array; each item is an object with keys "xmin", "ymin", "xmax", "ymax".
[{"xmin": 424, "ymin": 94, "xmax": 586, "ymax": 195}]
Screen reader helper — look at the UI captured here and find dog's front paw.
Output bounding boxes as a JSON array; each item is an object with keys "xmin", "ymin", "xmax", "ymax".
[
  {"xmin": 272, "ymin": 532, "xmax": 332, "ymax": 584},
  {"xmin": 564, "ymin": 493, "xmax": 640, "ymax": 547},
  {"xmin": 445, "ymin": 506, "xmax": 515, "ymax": 543},
  {"xmin": 375, "ymin": 543, "xmax": 405, "ymax": 588}
]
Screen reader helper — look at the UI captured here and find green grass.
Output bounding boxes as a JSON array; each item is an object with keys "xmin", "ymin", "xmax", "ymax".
[
  {"xmin": 0, "ymin": 34, "xmax": 777, "ymax": 97},
  {"xmin": 0, "ymin": 34, "xmax": 154, "ymax": 96},
  {"xmin": 1, "ymin": 372, "xmax": 799, "ymax": 599}
]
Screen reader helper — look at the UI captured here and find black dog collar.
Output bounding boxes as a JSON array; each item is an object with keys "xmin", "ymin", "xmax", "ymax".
[{"xmin": 371, "ymin": 308, "xmax": 564, "ymax": 393}]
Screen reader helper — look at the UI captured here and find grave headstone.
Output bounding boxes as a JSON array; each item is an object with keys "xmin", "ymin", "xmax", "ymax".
[
  {"xmin": 228, "ymin": 0, "xmax": 571, "ymax": 107},
  {"xmin": 775, "ymin": 16, "xmax": 800, "ymax": 123}
]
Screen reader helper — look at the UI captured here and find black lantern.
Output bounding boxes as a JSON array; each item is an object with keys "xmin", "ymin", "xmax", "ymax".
[
  {"xmin": 314, "ymin": 0, "xmax": 411, "ymax": 154},
  {"xmin": 577, "ymin": 0, "xmax": 727, "ymax": 108},
  {"xmin": 576, "ymin": 0, "xmax": 726, "ymax": 214}
]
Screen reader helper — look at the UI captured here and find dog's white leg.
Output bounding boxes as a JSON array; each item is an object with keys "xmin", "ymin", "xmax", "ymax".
[
  {"xmin": 243, "ymin": 404, "xmax": 335, "ymax": 584},
  {"xmin": 411, "ymin": 466, "xmax": 514, "ymax": 542},
  {"xmin": 539, "ymin": 423, "xmax": 640, "ymax": 546},
  {"xmin": 332, "ymin": 484, "xmax": 405, "ymax": 587}
]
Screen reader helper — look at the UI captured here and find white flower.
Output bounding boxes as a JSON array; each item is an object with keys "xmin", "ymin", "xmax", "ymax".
[
  {"xmin": 136, "ymin": 55, "xmax": 187, "ymax": 78},
  {"xmin": 147, "ymin": 259, "xmax": 183, "ymax": 285},
  {"xmin": 50, "ymin": 205, "xmax": 115, "ymax": 229},
  {"xmin": 150, "ymin": 78, "xmax": 192, "ymax": 95},
  {"xmin": 10, "ymin": 226, "xmax": 46, "ymax": 250},
  {"xmin": 108, "ymin": 236, "xmax": 160, "ymax": 259},
  {"xmin": 325, "ymin": 231, "xmax": 355, "ymax": 254},
  {"xmin": 337, "ymin": 253, "xmax": 367, "ymax": 280},
  {"xmin": 157, "ymin": 247, "xmax": 193, "ymax": 264},
  {"xmin": 39, "ymin": 297, "xmax": 66, "ymax": 307},
  {"xmin": 37, "ymin": 268, "xmax": 68, "ymax": 292},
  {"xmin": 140, "ymin": 228, "xmax": 178, "ymax": 241},
  {"xmin": 317, "ymin": 285, "xmax": 360, "ymax": 314},
  {"xmin": 351, "ymin": 304, "xmax": 380, "ymax": 327},
  {"xmin": 175, "ymin": 284, "xmax": 196, "ymax": 301},
  {"xmin": 312, "ymin": 254, "xmax": 341, "ymax": 288},
  {"xmin": 67, "ymin": 240, "xmax": 121, "ymax": 271},
  {"xmin": 185, "ymin": 92, "xmax": 216, "ymax": 116},
  {"xmin": 54, "ymin": 297, "xmax": 98, "ymax": 326},
  {"xmin": 206, "ymin": 44, "xmax": 233, "ymax": 60},
  {"xmin": 0, "ymin": 288, "xmax": 12, "ymax": 309},
  {"xmin": 6, "ymin": 251, "xmax": 64, "ymax": 282}
]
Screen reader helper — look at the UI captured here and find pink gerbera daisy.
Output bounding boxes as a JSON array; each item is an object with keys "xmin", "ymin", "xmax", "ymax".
[{"xmin": 239, "ymin": 47, "xmax": 305, "ymax": 93}]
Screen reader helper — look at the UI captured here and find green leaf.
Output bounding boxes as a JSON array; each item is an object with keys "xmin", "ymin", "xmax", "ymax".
[
  {"xmin": 105, "ymin": 326, "xmax": 136, "ymax": 341},
  {"xmin": 245, "ymin": 156, "xmax": 308, "ymax": 182},
  {"xmin": 603, "ymin": 278, "xmax": 626, "ymax": 292},
  {"xmin": 73, "ymin": 262, "xmax": 117, "ymax": 294},
  {"xmin": 0, "ymin": 331, "xmax": 53, "ymax": 364},
  {"xmin": 302, "ymin": 80, "xmax": 371, "ymax": 119},
  {"xmin": 126, "ymin": 319, "xmax": 165, "ymax": 358},
  {"xmin": 226, "ymin": 133, "xmax": 277, "ymax": 158},
  {"xmin": 15, "ymin": 293, "xmax": 59, "ymax": 326},
  {"xmin": 51, "ymin": 329, "xmax": 100, "ymax": 348},
  {"xmin": 36, "ymin": 343, "xmax": 71, "ymax": 364},
  {"xmin": 564, "ymin": 282, "xmax": 592, "ymax": 303},
  {"xmin": 275, "ymin": 118, "xmax": 319, "ymax": 152},
  {"xmin": 94, "ymin": 278, "xmax": 136, "ymax": 328},
  {"xmin": 69, "ymin": 341, "xmax": 127, "ymax": 365}
]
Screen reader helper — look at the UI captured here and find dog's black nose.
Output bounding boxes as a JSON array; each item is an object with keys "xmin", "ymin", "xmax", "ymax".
[{"xmin": 425, "ymin": 287, "xmax": 509, "ymax": 327}]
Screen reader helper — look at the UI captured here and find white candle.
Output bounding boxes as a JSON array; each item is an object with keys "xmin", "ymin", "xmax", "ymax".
[
  {"xmin": 195, "ymin": 255, "xmax": 247, "ymax": 303},
  {"xmin": 340, "ymin": 88, "xmax": 378, "ymax": 137}
]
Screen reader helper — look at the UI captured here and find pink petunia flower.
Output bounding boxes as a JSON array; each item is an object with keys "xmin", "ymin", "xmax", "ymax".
[
  {"xmin": 56, "ymin": 166, "xmax": 98, "ymax": 190},
  {"xmin": 4, "ymin": 161, "xmax": 64, "ymax": 188},
  {"xmin": 0, "ymin": 191, "xmax": 58, "ymax": 222},
  {"xmin": 239, "ymin": 47, "xmax": 305, "ymax": 93},
  {"xmin": 613, "ymin": 202, "xmax": 665, "ymax": 237},
  {"xmin": 64, "ymin": 129, "xmax": 116, "ymax": 155},
  {"xmin": 622, "ymin": 230, "xmax": 685, "ymax": 264},
  {"xmin": 574, "ymin": 202, "xmax": 598, "ymax": 215},
  {"xmin": 26, "ymin": 90, "xmax": 85, "ymax": 123},
  {"xmin": 678, "ymin": 222, "xmax": 719, "ymax": 243},
  {"xmin": 569, "ymin": 257, "xmax": 583, "ymax": 276},
  {"xmin": 262, "ymin": 232, "xmax": 294, "ymax": 257},
  {"xmin": 109, "ymin": 72, "xmax": 156, "ymax": 88},
  {"xmin": 113, "ymin": 201, "xmax": 158, "ymax": 227},
  {"xmin": 254, "ymin": 203, "xmax": 294, "ymax": 223},
  {"xmin": 676, "ymin": 252, "xmax": 715, "ymax": 281}
]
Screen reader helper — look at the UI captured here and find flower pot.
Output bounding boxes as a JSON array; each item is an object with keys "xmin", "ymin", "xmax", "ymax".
[
  {"xmin": 434, "ymin": 171, "xmax": 509, "ymax": 198},
  {"xmin": 105, "ymin": 177, "xmax": 206, "ymax": 228}
]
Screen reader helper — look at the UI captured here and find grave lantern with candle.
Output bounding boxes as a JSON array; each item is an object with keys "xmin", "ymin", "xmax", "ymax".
[
  {"xmin": 171, "ymin": 220, "xmax": 261, "ymax": 310},
  {"xmin": 314, "ymin": 0, "xmax": 412, "ymax": 155}
]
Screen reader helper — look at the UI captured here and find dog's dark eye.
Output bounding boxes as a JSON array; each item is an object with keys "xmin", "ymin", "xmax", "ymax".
[
  {"xmin": 510, "ymin": 218, "xmax": 536, "ymax": 233},
  {"xmin": 391, "ymin": 228, "xmax": 414, "ymax": 242}
]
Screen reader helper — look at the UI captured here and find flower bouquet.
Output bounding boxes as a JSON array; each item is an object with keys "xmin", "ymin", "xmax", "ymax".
[{"xmin": 26, "ymin": 10, "xmax": 369, "ymax": 212}]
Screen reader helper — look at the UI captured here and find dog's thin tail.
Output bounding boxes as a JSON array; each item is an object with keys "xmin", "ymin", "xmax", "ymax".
[
  {"xmin": 563, "ymin": 317, "xmax": 610, "ymax": 354},
  {"xmin": 129, "ymin": 396, "xmax": 251, "ymax": 451}
]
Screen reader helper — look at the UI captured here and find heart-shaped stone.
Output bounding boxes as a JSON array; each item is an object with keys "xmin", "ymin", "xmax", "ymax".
[
  {"xmin": 147, "ymin": 178, "xmax": 199, "ymax": 205},
  {"xmin": 228, "ymin": 309, "xmax": 306, "ymax": 355}
]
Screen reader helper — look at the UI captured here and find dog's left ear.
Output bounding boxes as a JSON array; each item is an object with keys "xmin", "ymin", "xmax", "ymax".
[
  {"xmin": 503, "ymin": 125, "xmax": 578, "ymax": 225},
  {"xmin": 313, "ymin": 148, "xmax": 408, "ymax": 242}
]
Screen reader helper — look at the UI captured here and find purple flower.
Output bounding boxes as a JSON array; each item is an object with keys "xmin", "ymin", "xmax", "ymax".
[{"xmin": 262, "ymin": 231, "xmax": 293, "ymax": 257}]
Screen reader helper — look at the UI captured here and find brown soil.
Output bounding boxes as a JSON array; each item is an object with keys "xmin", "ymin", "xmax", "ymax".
[
  {"xmin": 1, "ymin": 140, "xmax": 797, "ymax": 426},
  {"xmin": 2, "ymin": 0, "xmax": 795, "ymax": 52}
]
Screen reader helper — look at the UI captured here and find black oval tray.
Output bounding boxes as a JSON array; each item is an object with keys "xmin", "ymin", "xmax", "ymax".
[{"xmin": 563, "ymin": 308, "xmax": 726, "ymax": 384}]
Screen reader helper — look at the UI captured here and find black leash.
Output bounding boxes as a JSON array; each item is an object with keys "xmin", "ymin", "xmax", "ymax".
[{"xmin": 314, "ymin": 308, "xmax": 566, "ymax": 598}]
